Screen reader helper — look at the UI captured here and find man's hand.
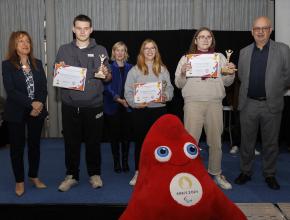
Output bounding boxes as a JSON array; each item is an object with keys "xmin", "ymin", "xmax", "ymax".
[{"xmin": 101, "ymin": 65, "xmax": 112, "ymax": 82}]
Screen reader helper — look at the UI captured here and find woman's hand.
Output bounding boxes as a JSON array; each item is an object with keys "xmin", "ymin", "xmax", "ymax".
[
  {"xmin": 31, "ymin": 101, "xmax": 43, "ymax": 113},
  {"xmin": 227, "ymin": 62, "xmax": 237, "ymax": 71},
  {"xmin": 222, "ymin": 62, "xmax": 237, "ymax": 75},
  {"xmin": 181, "ymin": 62, "xmax": 191, "ymax": 76},
  {"xmin": 161, "ymin": 94, "xmax": 168, "ymax": 103},
  {"xmin": 117, "ymin": 98, "xmax": 129, "ymax": 108},
  {"xmin": 135, "ymin": 102, "xmax": 148, "ymax": 109},
  {"xmin": 30, "ymin": 109, "xmax": 40, "ymax": 117}
]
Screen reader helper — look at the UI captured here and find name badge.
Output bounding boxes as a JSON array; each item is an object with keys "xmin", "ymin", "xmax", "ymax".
[{"xmin": 88, "ymin": 54, "xmax": 94, "ymax": 57}]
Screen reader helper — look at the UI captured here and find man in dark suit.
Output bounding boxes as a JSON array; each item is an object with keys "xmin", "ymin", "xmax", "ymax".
[{"xmin": 235, "ymin": 16, "xmax": 290, "ymax": 190}]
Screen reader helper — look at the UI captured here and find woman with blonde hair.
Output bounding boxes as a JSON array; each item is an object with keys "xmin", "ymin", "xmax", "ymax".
[
  {"xmin": 125, "ymin": 39, "xmax": 174, "ymax": 185},
  {"xmin": 2, "ymin": 31, "xmax": 48, "ymax": 196},
  {"xmin": 104, "ymin": 41, "xmax": 133, "ymax": 173}
]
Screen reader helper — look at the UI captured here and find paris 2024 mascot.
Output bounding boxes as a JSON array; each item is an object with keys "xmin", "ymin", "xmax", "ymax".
[{"xmin": 120, "ymin": 114, "xmax": 246, "ymax": 220}]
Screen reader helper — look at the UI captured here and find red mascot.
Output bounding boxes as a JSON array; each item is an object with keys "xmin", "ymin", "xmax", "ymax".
[{"xmin": 120, "ymin": 114, "xmax": 247, "ymax": 220}]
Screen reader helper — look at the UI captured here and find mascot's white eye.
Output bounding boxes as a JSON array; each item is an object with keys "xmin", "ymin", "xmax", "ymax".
[
  {"xmin": 183, "ymin": 142, "xmax": 199, "ymax": 159},
  {"xmin": 154, "ymin": 146, "xmax": 172, "ymax": 162}
]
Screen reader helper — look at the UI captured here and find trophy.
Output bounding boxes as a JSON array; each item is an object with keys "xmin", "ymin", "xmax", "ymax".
[
  {"xmin": 94, "ymin": 54, "xmax": 107, "ymax": 79},
  {"xmin": 222, "ymin": 49, "xmax": 236, "ymax": 75},
  {"xmin": 225, "ymin": 49, "xmax": 233, "ymax": 63}
]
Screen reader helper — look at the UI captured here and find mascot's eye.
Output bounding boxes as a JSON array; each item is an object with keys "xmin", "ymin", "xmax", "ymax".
[
  {"xmin": 154, "ymin": 146, "xmax": 172, "ymax": 162},
  {"xmin": 183, "ymin": 142, "xmax": 199, "ymax": 159}
]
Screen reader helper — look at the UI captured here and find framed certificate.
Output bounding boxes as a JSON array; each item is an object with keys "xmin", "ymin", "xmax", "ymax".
[
  {"xmin": 53, "ymin": 64, "xmax": 87, "ymax": 91},
  {"xmin": 134, "ymin": 82, "xmax": 162, "ymax": 103},
  {"xmin": 186, "ymin": 53, "xmax": 220, "ymax": 78}
]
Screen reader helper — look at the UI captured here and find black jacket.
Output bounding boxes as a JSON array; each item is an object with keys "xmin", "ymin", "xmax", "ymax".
[{"xmin": 2, "ymin": 59, "xmax": 48, "ymax": 122}]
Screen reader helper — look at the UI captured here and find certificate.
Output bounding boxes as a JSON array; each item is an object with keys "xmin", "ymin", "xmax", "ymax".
[
  {"xmin": 186, "ymin": 53, "xmax": 220, "ymax": 78},
  {"xmin": 53, "ymin": 64, "xmax": 87, "ymax": 91},
  {"xmin": 134, "ymin": 82, "xmax": 162, "ymax": 103}
]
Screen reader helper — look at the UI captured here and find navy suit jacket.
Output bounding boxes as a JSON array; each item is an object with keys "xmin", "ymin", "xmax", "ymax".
[
  {"xmin": 2, "ymin": 59, "xmax": 48, "ymax": 122},
  {"xmin": 238, "ymin": 40, "xmax": 290, "ymax": 113}
]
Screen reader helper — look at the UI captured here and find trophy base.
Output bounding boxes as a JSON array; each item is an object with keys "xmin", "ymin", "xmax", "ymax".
[{"xmin": 94, "ymin": 72, "xmax": 106, "ymax": 79}]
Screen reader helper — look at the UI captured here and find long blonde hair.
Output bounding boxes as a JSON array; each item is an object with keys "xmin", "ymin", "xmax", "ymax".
[{"xmin": 137, "ymin": 39, "xmax": 166, "ymax": 76}]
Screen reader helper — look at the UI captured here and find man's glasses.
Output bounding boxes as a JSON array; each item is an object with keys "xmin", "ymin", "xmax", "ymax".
[{"xmin": 253, "ymin": 26, "xmax": 271, "ymax": 33}]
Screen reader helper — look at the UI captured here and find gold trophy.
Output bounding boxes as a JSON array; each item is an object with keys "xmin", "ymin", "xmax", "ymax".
[
  {"xmin": 94, "ymin": 54, "xmax": 107, "ymax": 79},
  {"xmin": 222, "ymin": 49, "xmax": 236, "ymax": 75}
]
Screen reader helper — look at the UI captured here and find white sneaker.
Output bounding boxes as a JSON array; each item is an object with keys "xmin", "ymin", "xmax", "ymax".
[
  {"xmin": 90, "ymin": 175, "xmax": 103, "ymax": 188},
  {"xmin": 214, "ymin": 175, "xmax": 232, "ymax": 190},
  {"xmin": 129, "ymin": 171, "xmax": 139, "ymax": 186},
  {"xmin": 255, "ymin": 149, "xmax": 260, "ymax": 156},
  {"xmin": 229, "ymin": 146, "xmax": 239, "ymax": 154},
  {"xmin": 58, "ymin": 175, "xmax": 78, "ymax": 192}
]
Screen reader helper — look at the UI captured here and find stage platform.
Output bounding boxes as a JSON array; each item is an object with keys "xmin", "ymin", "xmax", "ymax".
[{"xmin": 0, "ymin": 139, "xmax": 290, "ymax": 219}]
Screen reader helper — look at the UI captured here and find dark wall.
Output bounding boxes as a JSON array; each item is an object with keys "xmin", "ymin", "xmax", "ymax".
[{"xmin": 91, "ymin": 30, "xmax": 274, "ymax": 120}]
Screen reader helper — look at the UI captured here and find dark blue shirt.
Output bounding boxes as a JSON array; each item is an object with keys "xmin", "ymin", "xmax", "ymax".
[{"xmin": 247, "ymin": 41, "xmax": 270, "ymax": 98}]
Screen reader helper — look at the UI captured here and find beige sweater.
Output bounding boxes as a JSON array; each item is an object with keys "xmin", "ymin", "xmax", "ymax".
[{"xmin": 175, "ymin": 53, "xmax": 234, "ymax": 103}]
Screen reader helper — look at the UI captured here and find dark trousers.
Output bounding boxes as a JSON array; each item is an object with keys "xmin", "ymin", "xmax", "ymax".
[
  {"xmin": 8, "ymin": 116, "xmax": 44, "ymax": 183},
  {"xmin": 231, "ymin": 110, "xmax": 241, "ymax": 147},
  {"xmin": 105, "ymin": 107, "xmax": 132, "ymax": 142},
  {"xmin": 132, "ymin": 107, "xmax": 167, "ymax": 170},
  {"xmin": 0, "ymin": 120, "xmax": 9, "ymax": 147},
  {"xmin": 280, "ymin": 96, "xmax": 290, "ymax": 147},
  {"xmin": 105, "ymin": 108, "xmax": 132, "ymax": 161},
  {"xmin": 62, "ymin": 103, "xmax": 103, "ymax": 180}
]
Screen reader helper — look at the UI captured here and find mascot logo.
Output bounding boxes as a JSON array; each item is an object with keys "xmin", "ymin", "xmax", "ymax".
[{"xmin": 170, "ymin": 172, "xmax": 203, "ymax": 207}]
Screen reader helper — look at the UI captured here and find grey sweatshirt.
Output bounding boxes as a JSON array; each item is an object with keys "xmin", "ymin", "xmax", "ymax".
[
  {"xmin": 55, "ymin": 39, "xmax": 110, "ymax": 107},
  {"xmin": 125, "ymin": 64, "xmax": 174, "ymax": 108}
]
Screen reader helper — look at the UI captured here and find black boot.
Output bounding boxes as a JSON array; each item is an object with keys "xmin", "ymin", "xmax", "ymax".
[
  {"xmin": 121, "ymin": 141, "xmax": 130, "ymax": 172},
  {"xmin": 111, "ymin": 142, "xmax": 121, "ymax": 173}
]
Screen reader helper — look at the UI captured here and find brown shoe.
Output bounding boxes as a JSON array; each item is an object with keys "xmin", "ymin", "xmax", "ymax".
[
  {"xmin": 30, "ymin": 178, "xmax": 47, "ymax": 189},
  {"xmin": 15, "ymin": 182, "xmax": 25, "ymax": 197}
]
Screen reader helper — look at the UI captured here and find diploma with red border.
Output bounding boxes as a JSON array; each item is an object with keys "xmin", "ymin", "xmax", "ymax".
[
  {"xmin": 134, "ymin": 82, "xmax": 162, "ymax": 103},
  {"xmin": 53, "ymin": 64, "xmax": 87, "ymax": 91},
  {"xmin": 186, "ymin": 53, "xmax": 219, "ymax": 78}
]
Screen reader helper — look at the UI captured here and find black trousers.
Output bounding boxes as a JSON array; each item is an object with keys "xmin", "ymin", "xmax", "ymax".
[
  {"xmin": 62, "ymin": 103, "xmax": 103, "ymax": 180},
  {"xmin": 8, "ymin": 116, "xmax": 44, "ymax": 183},
  {"xmin": 105, "ymin": 107, "xmax": 132, "ymax": 142},
  {"xmin": 132, "ymin": 107, "xmax": 167, "ymax": 170},
  {"xmin": 0, "ymin": 120, "xmax": 9, "ymax": 147}
]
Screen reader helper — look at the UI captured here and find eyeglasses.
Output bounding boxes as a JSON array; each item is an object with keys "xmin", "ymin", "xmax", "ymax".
[
  {"xmin": 196, "ymin": 35, "xmax": 212, "ymax": 41},
  {"xmin": 253, "ymin": 26, "xmax": 271, "ymax": 33},
  {"xmin": 144, "ymin": 47, "xmax": 156, "ymax": 51}
]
